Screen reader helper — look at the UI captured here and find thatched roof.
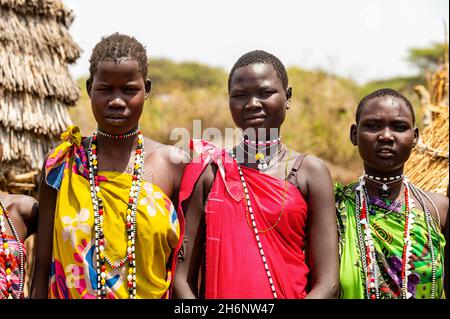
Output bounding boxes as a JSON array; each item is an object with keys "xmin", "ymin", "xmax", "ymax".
[
  {"xmin": 405, "ymin": 45, "xmax": 449, "ymax": 195},
  {"xmin": 0, "ymin": 0, "xmax": 81, "ymax": 192}
]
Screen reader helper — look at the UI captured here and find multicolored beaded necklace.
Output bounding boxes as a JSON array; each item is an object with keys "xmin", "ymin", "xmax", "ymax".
[
  {"xmin": 0, "ymin": 198, "xmax": 24, "ymax": 299},
  {"xmin": 355, "ymin": 174, "xmax": 437, "ymax": 299},
  {"xmin": 88, "ymin": 129, "xmax": 144, "ymax": 299},
  {"xmin": 97, "ymin": 128, "xmax": 140, "ymax": 140}
]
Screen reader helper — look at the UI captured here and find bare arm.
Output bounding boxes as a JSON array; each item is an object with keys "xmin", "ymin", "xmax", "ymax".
[
  {"xmin": 173, "ymin": 165, "xmax": 214, "ymax": 299},
  {"xmin": 424, "ymin": 191, "xmax": 449, "ymax": 298},
  {"xmin": 301, "ymin": 156, "xmax": 339, "ymax": 299},
  {"xmin": 19, "ymin": 195, "xmax": 39, "ymax": 238},
  {"xmin": 30, "ymin": 159, "xmax": 57, "ymax": 299}
]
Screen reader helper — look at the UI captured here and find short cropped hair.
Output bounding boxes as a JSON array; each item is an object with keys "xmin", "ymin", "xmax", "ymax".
[
  {"xmin": 88, "ymin": 32, "xmax": 148, "ymax": 81},
  {"xmin": 228, "ymin": 50, "xmax": 288, "ymax": 91},
  {"xmin": 356, "ymin": 88, "xmax": 415, "ymax": 124}
]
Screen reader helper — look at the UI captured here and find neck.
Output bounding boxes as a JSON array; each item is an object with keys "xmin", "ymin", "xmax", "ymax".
[{"xmin": 95, "ymin": 134, "xmax": 138, "ymax": 154}]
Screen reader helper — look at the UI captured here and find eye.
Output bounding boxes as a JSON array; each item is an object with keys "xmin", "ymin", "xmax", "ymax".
[
  {"xmin": 230, "ymin": 92, "xmax": 246, "ymax": 99},
  {"xmin": 124, "ymin": 86, "xmax": 140, "ymax": 93},
  {"xmin": 259, "ymin": 90, "xmax": 275, "ymax": 99},
  {"xmin": 95, "ymin": 86, "xmax": 111, "ymax": 92},
  {"xmin": 363, "ymin": 122, "xmax": 379, "ymax": 130},
  {"xmin": 392, "ymin": 123, "xmax": 409, "ymax": 132}
]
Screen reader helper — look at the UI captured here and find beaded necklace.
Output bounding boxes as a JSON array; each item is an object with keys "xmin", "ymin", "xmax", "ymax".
[
  {"xmin": 97, "ymin": 128, "xmax": 140, "ymax": 140},
  {"xmin": 364, "ymin": 173, "xmax": 404, "ymax": 197},
  {"xmin": 237, "ymin": 143, "xmax": 286, "ymax": 171},
  {"xmin": 230, "ymin": 149, "xmax": 291, "ymax": 298},
  {"xmin": 241, "ymin": 137, "xmax": 282, "ymax": 170},
  {"xmin": 88, "ymin": 130, "xmax": 144, "ymax": 299},
  {"xmin": 0, "ymin": 198, "xmax": 24, "ymax": 299},
  {"xmin": 243, "ymin": 137, "xmax": 281, "ymax": 146},
  {"xmin": 355, "ymin": 175, "xmax": 437, "ymax": 299}
]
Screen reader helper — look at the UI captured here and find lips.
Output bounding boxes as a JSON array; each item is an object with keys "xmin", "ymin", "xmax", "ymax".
[
  {"xmin": 244, "ymin": 113, "xmax": 266, "ymax": 121},
  {"xmin": 376, "ymin": 147, "xmax": 395, "ymax": 158},
  {"xmin": 105, "ymin": 113, "xmax": 127, "ymax": 119}
]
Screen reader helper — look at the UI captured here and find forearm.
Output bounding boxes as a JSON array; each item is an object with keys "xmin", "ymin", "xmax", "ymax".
[
  {"xmin": 30, "ymin": 267, "xmax": 50, "ymax": 298},
  {"xmin": 173, "ymin": 277, "xmax": 199, "ymax": 299},
  {"xmin": 304, "ymin": 281, "xmax": 339, "ymax": 299}
]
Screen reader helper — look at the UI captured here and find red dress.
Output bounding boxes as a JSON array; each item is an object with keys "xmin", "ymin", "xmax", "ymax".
[{"xmin": 179, "ymin": 140, "xmax": 309, "ymax": 299}]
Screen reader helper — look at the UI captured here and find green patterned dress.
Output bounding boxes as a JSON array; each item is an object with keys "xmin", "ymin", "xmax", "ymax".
[{"xmin": 335, "ymin": 182, "xmax": 446, "ymax": 299}]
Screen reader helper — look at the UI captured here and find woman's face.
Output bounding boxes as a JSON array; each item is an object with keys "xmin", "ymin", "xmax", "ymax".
[
  {"xmin": 351, "ymin": 96, "xmax": 418, "ymax": 174},
  {"xmin": 87, "ymin": 59, "xmax": 151, "ymax": 135},
  {"xmin": 229, "ymin": 63, "xmax": 291, "ymax": 139}
]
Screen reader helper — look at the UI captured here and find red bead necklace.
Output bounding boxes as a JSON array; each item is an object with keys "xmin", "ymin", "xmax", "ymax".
[
  {"xmin": 0, "ymin": 198, "xmax": 24, "ymax": 299},
  {"xmin": 356, "ymin": 176, "xmax": 415, "ymax": 299},
  {"xmin": 88, "ymin": 130, "xmax": 144, "ymax": 299}
]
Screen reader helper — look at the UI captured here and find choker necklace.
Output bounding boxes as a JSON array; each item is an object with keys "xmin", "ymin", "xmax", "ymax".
[
  {"xmin": 243, "ymin": 136, "xmax": 281, "ymax": 146},
  {"xmin": 230, "ymin": 150, "xmax": 278, "ymax": 299},
  {"xmin": 88, "ymin": 130, "xmax": 144, "ymax": 299},
  {"xmin": 237, "ymin": 143, "xmax": 286, "ymax": 170},
  {"xmin": 364, "ymin": 173, "xmax": 404, "ymax": 197},
  {"xmin": 97, "ymin": 128, "xmax": 140, "ymax": 140},
  {"xmin": 0, "ymin": 198, "xmax": 24, "ymax": 299},
  {"xmin": 355, "ymin": 175, "xmax": 437, "ymax": 299}
]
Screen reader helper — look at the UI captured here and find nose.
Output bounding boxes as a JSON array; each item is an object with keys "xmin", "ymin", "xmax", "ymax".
[
  {"xmin": 108, "ymin": 96, "xmax": 126, "ymax": 108},
  {"xmin": 378, "ymin": 127, "xmax": 394, "ymax": 142},
  {"xmin": 245, "ymin": 96, "xmax": 262, "ymax": 110}
]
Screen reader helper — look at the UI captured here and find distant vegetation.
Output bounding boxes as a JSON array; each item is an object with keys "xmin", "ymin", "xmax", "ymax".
[{"xmin": 69, "ymin": 43, "xmax": 444, "ymax": 183}]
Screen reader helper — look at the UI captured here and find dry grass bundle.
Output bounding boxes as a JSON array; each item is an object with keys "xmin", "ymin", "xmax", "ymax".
[
  {"xmin": 0, "ymin": 0, "xmax": 80, "ymax": 193},
  {"xmin": 405, "ymin": 44, "xmax": 449, "ymax": 195}
]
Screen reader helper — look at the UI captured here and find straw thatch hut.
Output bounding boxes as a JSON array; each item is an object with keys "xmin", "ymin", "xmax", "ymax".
[
  {"xmin": 0, "ymin": 0, "xmax": 80, "ymax": 193},
  {"xmin": 405, "ymin": 44, "xmax": 449, "ymax": 195}
]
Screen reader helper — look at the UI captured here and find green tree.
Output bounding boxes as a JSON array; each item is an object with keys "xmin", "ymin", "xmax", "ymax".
[{"xmin": 407, "ymin": 42, "xmax": 447, "ymax": 73}]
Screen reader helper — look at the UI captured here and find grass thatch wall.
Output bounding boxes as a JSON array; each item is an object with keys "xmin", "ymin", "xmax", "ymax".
[
  {"xmin": 405, "ymin": 46, "xmax": 449, "ymax": 195},
  {"xmin": 0, "ymin": 0, "xmax": 80, "ymax": 193}
]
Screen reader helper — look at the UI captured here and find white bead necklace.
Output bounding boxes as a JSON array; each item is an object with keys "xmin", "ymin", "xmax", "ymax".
[
  {"xmin": 230, "ymin": 150, "xmax": 278, "ymax": 298},
  {"xmin": 88, "ymin": 131, "xmax": 144, "ymax": 299}
]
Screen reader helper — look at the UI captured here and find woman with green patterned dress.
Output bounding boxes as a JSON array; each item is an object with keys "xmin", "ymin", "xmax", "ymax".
[{"xmin": 335, "ymin": 88, "xmax": 448, "ymax": 299}]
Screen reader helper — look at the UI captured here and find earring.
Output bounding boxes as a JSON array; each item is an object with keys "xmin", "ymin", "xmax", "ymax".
[{"xmin": 286, "ymin": 100, "xmax": 291, "ymax": 110}]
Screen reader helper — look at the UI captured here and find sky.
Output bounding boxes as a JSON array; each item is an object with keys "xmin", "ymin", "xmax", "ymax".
[{"xmin": 64, "ymin": 0, "xmax": 449, "ymax": 84}]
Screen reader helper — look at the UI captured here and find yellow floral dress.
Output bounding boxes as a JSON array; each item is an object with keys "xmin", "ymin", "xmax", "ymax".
[{"xmin": 45, "ymin": 126, "xmax": 183, "ymax": 299}]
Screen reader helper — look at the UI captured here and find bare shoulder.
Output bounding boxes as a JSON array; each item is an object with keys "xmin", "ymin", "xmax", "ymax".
[
  {"xmin": 146, "ymin": 138, "xmax": 190, "ymax": 169},
  {"xmin": 2, "ymin": 193, "xmax": 38, "ymax": 227},
  {"xmin": 288, "ymin": 151, "xmax": 332, "ymax": 199},
  {"xmin": 424, "ymin": 190, "xmax": 448, "ymax": 229},
  {"xmin": 300, "ymin": 154, "xmax": 331, "ymax": 176}
]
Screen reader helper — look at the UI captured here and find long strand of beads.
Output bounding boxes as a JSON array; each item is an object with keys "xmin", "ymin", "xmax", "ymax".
[
  {"xmin": 409, "ymin": 183, "xmax": 437, "ymax": 299},
  {"xmin": 231, "ymin": 150, "xmax": 277, "ymax": 298},
  {"xmin": 356, "ymin": 177, "xmax": 379, "ymax": 299},
  {"xmin": 361, "ymin": 188, "xmax": 382, "ymax": 296},
  {"xmin": 400, "ymin": 179, "xmax": 414, "ymax": 299},
  {"xmin": 354, "ymin": 180, "xmax": 372, "ymax": 298},
  {"xmin": 88, "ymin": 130, "xmax": 144, "ymax": 299},
  {"xmin": 356, "ymin": 175, "xmax": 416, "ymax": 299},
  {"xmin": 0, "ymin": 198, "xmax": 24, "ymax": 299}
]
